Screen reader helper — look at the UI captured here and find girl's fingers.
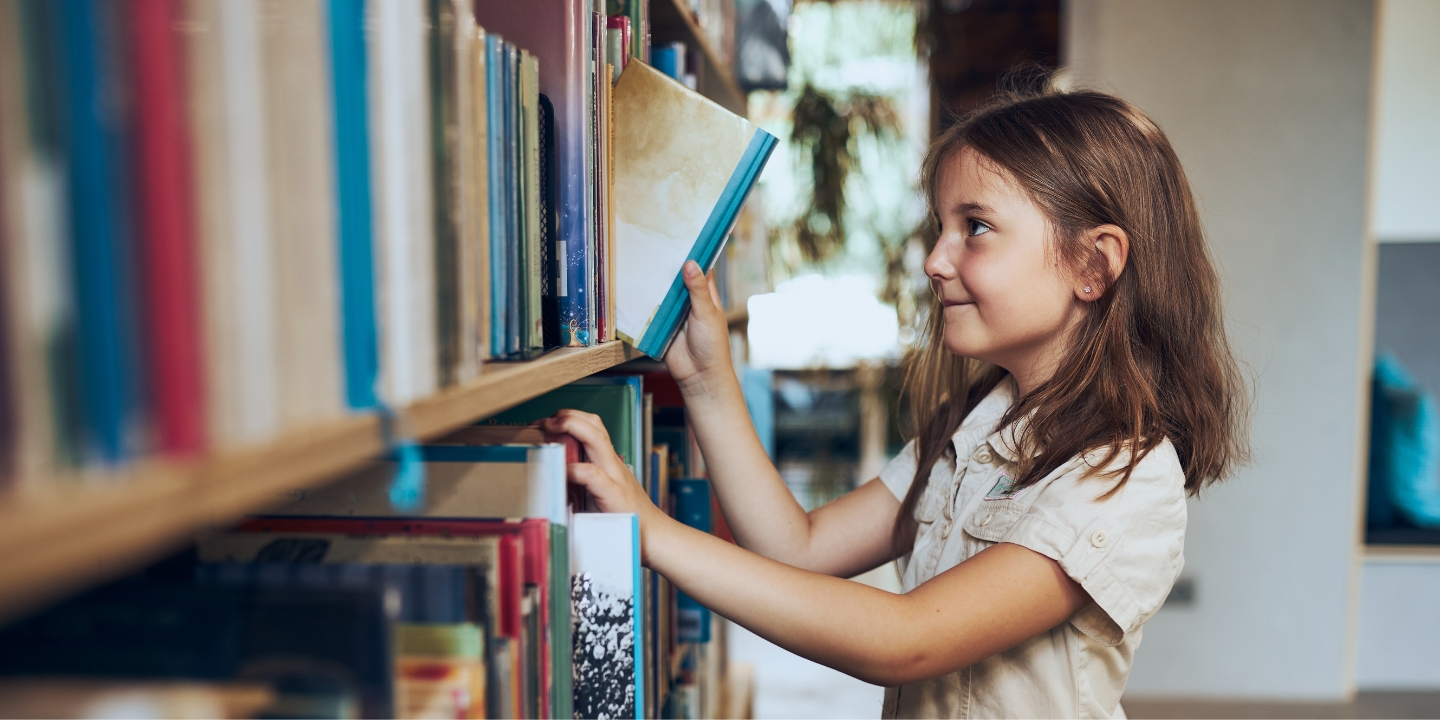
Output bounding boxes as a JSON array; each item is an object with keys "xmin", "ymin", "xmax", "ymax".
[
  {"xmin": 682, "ymin": 260, "xmax": 722, "ymax": 326},
  {"xmin": 542, "ymin": 412, "xmax": 630, "ymax": 479}
]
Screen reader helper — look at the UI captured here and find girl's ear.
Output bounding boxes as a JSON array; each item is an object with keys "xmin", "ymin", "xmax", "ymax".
[{"xmin": 1076, "ymin": 224, "xmax": 1130, "ymax": 302}]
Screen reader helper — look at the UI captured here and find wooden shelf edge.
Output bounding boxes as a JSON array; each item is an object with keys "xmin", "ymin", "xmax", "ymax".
[
  {"xmin": 1363, "ymin": 544, "xmax": 1440, "ymax": 562},
  {"xmin": 0, "ymin": 341, "xmax": 642, "ymax": 623},
  {"xmin": 650, "ymin": 0, "xmax": 747, "ymax": 115}
]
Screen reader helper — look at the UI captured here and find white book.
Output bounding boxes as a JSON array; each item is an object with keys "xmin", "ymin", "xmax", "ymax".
[
  {"xmin": 184, "ymin": 0, "xmax": 282, "ymax": 446},
  {"xmin": 271, "ymin": 443, "xmax": 570, "ymax": 526},
  {"xmin": 259, "ymin": 0, "xmax": 344, "ymax": 427},
  {"xmin": 571, "ymin": 512, "xmax": 644, "ymax": 720},
  {"xmin": 371, "ymin": 0, "xmax": 440, "ymax": 404}
]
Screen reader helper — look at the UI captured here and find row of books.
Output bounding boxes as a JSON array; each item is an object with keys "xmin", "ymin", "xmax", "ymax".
[
  {"xmin": 0, "ymin": 372, "xmax": 733, "ymax": 719},
  {"xmin": 0, "ymin": 0, "xmax": 768, "ymax": 490}
]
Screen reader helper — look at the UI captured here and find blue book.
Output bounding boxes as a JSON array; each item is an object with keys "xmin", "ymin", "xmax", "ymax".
[
  {"xmin": 487, "ymin": 34, "xmax": 507, "ymax": 358},
  {"xmin": 610, "ymin": 62, "xmax": 777, "ymax": 359},
  {"xmin": 58, "ymin": 0, "xmax": 143, "ymax": 464},
  {"xmin": 328, "ymin": 0, "xmax": 379, "ymax": 410},
  {"xmin": 671, "ymin": 479, "xmax": 712, "ymax": 643}
]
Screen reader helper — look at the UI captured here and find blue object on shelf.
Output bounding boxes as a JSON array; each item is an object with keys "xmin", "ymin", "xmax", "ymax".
[
  {"xmin": 672, "ymin": 479, "xmax": 712, "ymax": 643},
  {"xmin": 1368, "ymin": 353, "xmax": 1440, "ymax": 529}
]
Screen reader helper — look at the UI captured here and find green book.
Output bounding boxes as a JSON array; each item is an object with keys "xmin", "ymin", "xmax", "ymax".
[{"xmin": 483, "ymin": 380, "xmax": 640, "ymax": 477}]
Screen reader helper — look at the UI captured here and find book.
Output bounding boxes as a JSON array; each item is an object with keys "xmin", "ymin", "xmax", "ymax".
[
  {"xmin": 181, "ymin": 0, "xmax": 279, "ymax": 448},
  {"xmin": 485, "ymin": 380, "xmax": 641, "ymax": 478},
  {"xmin": 611, "ymin": 61, "xmax": 777, "ymax": 359},
  {"xmin": 370, "ymin": 0, "xmax": 440, "ymax": 405},
  {"xmin": 329, "ymin": 0, "xmax": 380, "ymax": 412},
  {"xmin": 672, "ymin": 479, "xmax": 713, "ymax": 643},
  {"xmin": 272, "ymin": 443, "xmax": 569, "ymax": 526},
  {"xmin": 0, "ymin": 0, "xmax": 66, "ymax": 483},
  {"xmin": 260, "ymin": 0, "xmax": 345, "ymax": 429},
  {"xmin": 394, "ymin": 624, "xmax": 487, "ymax": 719},
  {"xmin": 451, "ymin": 0, "xmax": 481, "ymax": 382},
  {"xmin": 571, "ymin": 512, "xmax": 643, "ymax": 720},
  {"xmin": 132, "ymin": 0, "xmax": 206, "ymax": 454},
  {"xmin": 60, "ymin": 0, "xmax": 146, "ymax": 465}
]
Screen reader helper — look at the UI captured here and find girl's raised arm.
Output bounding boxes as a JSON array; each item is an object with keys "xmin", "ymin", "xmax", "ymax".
[{"xmin": 659, "ymin": 261, "xmax": 899, "ymax": 578}]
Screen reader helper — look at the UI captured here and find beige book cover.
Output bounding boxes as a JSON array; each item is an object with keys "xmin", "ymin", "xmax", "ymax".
[{"xmin": 259, "ymin": 0, "xmax": 344, "ymax": 428}]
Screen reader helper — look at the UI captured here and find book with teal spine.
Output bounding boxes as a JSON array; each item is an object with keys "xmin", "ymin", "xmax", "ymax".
[{"xmin": 611, "ymin": 62, "xmax": 777, "ymax": 359}]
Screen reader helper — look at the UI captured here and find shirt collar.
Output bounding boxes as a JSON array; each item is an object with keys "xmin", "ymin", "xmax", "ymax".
[{"xmin": 949, "ymin": 375, "xmax": 1023, "ymax": 463}]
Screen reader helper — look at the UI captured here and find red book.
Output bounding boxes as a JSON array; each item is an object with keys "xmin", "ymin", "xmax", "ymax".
[{"xmin": 131, "ymin": 0, "xmax": 206, "ymax": 454}]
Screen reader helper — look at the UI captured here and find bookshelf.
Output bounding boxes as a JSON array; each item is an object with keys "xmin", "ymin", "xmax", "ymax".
[
  {"xmin": 0, "ymin": 0, "xmax": 752, "ymax": 629},
  {"xmin": 652, "ymin": 0, "xmax": 747, "ymax": 115},
  {"xmin": 0, "ymin": 341, "xmax": 642, "ymax": 623}
]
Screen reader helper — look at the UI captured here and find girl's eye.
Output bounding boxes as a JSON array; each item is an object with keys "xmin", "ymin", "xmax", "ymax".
[{"xmin": 967, "ymin": 219, "xmax": 991, "ymax": 237}]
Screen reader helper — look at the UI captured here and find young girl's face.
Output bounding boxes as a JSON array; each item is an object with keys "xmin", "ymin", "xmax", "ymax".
[{"xmin": 925, "ymin": 148, "xmax": 1086, "ymax": 389}]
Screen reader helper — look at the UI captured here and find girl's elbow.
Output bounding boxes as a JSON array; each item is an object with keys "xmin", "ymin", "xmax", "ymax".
[{"xmin": 850, "ymin": 646, "xmax": 937, "ymax": 687}]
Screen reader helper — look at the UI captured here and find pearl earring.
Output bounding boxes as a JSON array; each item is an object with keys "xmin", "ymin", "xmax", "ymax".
[{"xmin": 1084, "ymin": 286, "xmax": 1092, "ymax": 293}]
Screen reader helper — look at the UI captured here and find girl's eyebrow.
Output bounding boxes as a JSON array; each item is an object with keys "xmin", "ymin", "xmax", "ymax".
[{"xmin": 956, "ymin": 201, "xmax": 996, "ymax": 216}]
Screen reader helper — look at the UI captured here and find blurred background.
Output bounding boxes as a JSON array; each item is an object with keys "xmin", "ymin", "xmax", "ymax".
[{"xmin": 722, "ymin": 0, "xmax": 1440, "ymax": 716}]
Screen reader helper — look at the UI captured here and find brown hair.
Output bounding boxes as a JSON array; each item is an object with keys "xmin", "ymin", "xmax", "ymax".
[{"xmin": 893, "ymin": 83, "xmax": 1250, "ymax": 553}]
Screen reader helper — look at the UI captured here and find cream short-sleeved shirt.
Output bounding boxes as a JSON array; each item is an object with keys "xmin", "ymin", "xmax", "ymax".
[{"xmin": 878, "ymin": 377, "xmax": 1187, "ymax": 719}]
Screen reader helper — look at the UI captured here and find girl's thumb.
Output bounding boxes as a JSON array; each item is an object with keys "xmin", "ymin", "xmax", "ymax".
[{"xmin": 682, "ymin": 261, "xmax": 719, "ymax": 322}]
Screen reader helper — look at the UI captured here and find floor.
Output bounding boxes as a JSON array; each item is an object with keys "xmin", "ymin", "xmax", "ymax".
[{"xmin": 1122, "ymin": 693, "xmax": 1440, "ymax": 719}]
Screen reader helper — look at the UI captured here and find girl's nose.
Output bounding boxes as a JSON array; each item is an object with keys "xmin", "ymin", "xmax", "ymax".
[{"xmin": 924, "ymin": 238, "xmax": 957, "ymax": 282}]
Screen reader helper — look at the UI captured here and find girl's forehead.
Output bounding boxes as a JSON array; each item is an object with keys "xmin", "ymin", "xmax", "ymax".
[{"xmin": 940, "ymin": 148, "xmax": 1030, "ymax": 209}]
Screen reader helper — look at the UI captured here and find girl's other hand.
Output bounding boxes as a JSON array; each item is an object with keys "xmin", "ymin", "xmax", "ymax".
[
  {"xmin": 664, "ymin": 260, "xmax": 733, "ymax": 396},
  {"xmin": 541, "ymin": 410, "xmax": 671, "ymax": 557}
]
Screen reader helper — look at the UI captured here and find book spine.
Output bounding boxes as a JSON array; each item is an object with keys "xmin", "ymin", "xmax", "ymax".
[
  {"xmin": 260, "ymin": 0, "xmax": 345, "ymax": 428},
  {"xmin": 451, "ymin": 0, "xmax": 479, "ymax": 383},
  {"xmin": 329, "ymin": 0, "xmax": 380, "ymax": 411},
  {"xmin": 486, "ymin": 34, "xmax": 505, "ymax": 358},
  {"xmin": 472, "ymin": 24, "xmax": 490, "ymax": 365},
  {"xmin": 557, "ymin": 0, "xmax": 594, "ymax": 348},
  {"xmin": 672, "ymin": 479, "xmax": 712, "ymax": 644},
  {"xmin": 538, "ymin": 95, "xmax": 560, "ymax": 350},
  {"xmin": 132, "ymin": 0, "xmax": 207, "ymax": 454},
  {"xmin": 215, "ymin": 0, "xmax": 279, "ymax": 441},
  {"xmin": 525, "ymin": 53, "xmax": 543, "ymax": 352},
  {"xmin": 505, "ymin": 44, "xmax": 521, "ymax": 357},
  {"xmin": 428, "ymin": 0, "xmax": 459, "ymax": 386},
  {"xmin": 60, "ymin": 0, "xmax": 144, "ymax": 465}
]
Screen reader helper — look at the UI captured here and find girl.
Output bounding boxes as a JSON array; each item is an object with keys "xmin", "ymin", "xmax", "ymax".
[{"xmin": 544, "ymin": 85, "xmax": 1248, "ymax": 718}]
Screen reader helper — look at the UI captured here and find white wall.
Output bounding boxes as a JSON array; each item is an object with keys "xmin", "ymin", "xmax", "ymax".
[
  {"xmin": 1372, "ymin": 0, "xmax": 1440, "ymax": 242},
  {"xmin": 1357, "ymin": 561, "xmax": 1440, "ymax": 688},
  {"xmin": 1065, "ymin": 0, "xmax": 1375, "ymax": 700}
]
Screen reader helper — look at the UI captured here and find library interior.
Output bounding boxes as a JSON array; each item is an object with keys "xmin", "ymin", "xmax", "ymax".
[{"xmin": 0, "ymin": 0, "xmax": 1438, "ymax": 718}]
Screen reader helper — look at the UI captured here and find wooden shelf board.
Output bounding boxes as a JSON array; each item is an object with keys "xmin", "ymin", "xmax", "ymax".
[
  {"xmin": 1363, "ymin": 544, "xmax": 1440, "ymax": 562},
  {"xmin": 649, "ymin": 0, "xmax": 747, "ymax": 115},
  {"xmin": 0, "ymin": 341, "xmax": 642, "ymax": 623}
]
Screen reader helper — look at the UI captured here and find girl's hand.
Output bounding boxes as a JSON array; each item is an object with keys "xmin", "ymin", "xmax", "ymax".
[
  {"xmin": 540, "ymin": 409, "xmax": 672, "ymax": 559},
  {"xmin": 664, "ymin": 261, "xmax": 733, "ymax": 396}
]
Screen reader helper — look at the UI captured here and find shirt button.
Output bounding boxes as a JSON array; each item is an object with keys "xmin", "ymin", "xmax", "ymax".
[
  {"xmin": 979, "ymin": 513, "xmax": 993, "ymax": 527},
  {"xmin": 1091, "ymin": 531, "xmax": 1109, "ymax": 548},
  {"xmin": 975, "ymin": 447, "xmax": 994, "ymax": 465}
]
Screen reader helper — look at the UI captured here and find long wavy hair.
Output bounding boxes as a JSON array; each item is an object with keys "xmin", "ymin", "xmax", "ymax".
[{"xmin": 893, "ymin": 84, "xmax": 1250, "ymax": 553}]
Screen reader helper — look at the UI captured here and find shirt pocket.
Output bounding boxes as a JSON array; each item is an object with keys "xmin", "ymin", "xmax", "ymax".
[{"xmin": 962, "ymin": 478, "xmax": 1027, "ymax": 543}]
